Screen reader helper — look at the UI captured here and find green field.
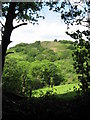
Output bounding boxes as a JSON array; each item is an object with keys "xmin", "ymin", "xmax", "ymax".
[{"xmin": 32, "ymin": 83, "xmax": 79, "ymax": 99}]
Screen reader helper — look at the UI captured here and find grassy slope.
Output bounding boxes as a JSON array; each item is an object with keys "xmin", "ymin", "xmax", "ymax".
[{"xmin": 32, "ymin": 83, "xmax": 79, "ymax": 98}]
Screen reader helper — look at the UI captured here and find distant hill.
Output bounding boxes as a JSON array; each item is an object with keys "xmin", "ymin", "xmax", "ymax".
[
  {"xmin": 3, "ymin": 40, "xmax": 78, "ymax": 94},
  {"xmin": 6, "ymin": 40, "xmax": 77, "ymax": 82},
  {"xmin": 7, "ymin": 40, "xmax": 75, "ymax": 62}
]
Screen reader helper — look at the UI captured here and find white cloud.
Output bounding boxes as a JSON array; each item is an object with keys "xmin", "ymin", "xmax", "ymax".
[
  {"xmin": 8, "ymin": 19, "xmax": 74, "ymax": 48},
  {"xmin": 8, "ymin": 6, "xmax": 87, "ymax": 48}
]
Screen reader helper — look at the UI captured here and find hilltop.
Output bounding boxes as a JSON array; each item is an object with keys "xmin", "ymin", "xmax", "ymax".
[{"xmin": 8, "ymin": 40, "xmax": 74, "ymax": 62}]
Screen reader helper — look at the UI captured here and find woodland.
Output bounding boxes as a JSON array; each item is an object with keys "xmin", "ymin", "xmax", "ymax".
[{"xmin": 1, "ymin": 1, "xmax": 90, "ymax": 120}]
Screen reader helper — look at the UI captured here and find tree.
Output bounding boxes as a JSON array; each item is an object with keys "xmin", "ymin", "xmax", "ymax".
[
  {"xmin": 73, "ymin": 39, "xmax": 90, "ymax": 93},
  {"xmin": 53, "ymin": 1, "xmax": 90, "ymax": 93},
  {"xmin": 46, "ymin": 1, "xmax": 90, "ymax": 93},
  {"xmin": 2, "ymin": 57, "xmax": 23, "ymax": 93},
  {"xmin": 64, "ymin": 1, "xmax": 90, "ymax": 93},
  {"xmin": 54, "ymin": 39, "xmax": 57, "ymax": 42},
  {"xmin": 28, "ymin": 60, "xmax": 63, "ymax": 89},
  {"xmin": 1, "ymin": 2, "xmax": 44, "ymax": 72},
  {"xmin": 17, "ymin": 61, "xmax": 30, "ymax": 94},
  {"xmin": 2, "ymin": 1, "xmax": 89, "ymax": 93}
]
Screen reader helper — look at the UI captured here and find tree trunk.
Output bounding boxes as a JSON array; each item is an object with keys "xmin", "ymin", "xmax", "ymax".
[
  {"xmin": 2, "ymin": 36, "xmax": 11, "ymax": 71},
  {"xmin": 2, "ymin": 3, "xmax": 16, "ymax": 72}
]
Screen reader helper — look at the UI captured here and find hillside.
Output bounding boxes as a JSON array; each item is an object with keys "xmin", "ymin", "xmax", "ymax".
[
  {"xmin": 2, "ymin": 40, "xmax": 78, "ymax": 97},
  {"xmin": 8, "ymin": 40, "xmax": 74, "ymax": 62}
]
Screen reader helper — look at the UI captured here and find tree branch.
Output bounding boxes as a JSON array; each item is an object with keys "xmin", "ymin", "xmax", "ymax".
[
  {"xmin": 82, "ymin": 20, "xmax": 90, "ymax": 23},
  {"xmin": 5, "ymin": 52, "xmax": 14, "ymax": 56},
  {"xmin": 13, "ymin": 23, "xmax": 28, "ymax": 29},
  {"xmin": 0, "ymin": 21, "xmax": 4, "ymax": 27},
  {"xmin": 81, "ymin": 24, "xmax": 90, "ymax": 28}
]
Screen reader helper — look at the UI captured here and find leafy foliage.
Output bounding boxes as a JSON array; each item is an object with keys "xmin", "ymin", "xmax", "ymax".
[
  {"xmin": 2, "ymin": 2, "xmax": 44, "ymax": 24},
  {"xmin": 57, "ymin": 1, "xmax": 90, "ymax": 93},
  {"xmin": 73, "ymin": 39, "xmax": 90, "ymax": 93},
  {"xmin": 1, "ymin": 2, "xmax": 45, "ymax": 72},
  {"xmin": 2, "ymin": 57, "xmax": 23, "ymax": 93},
  {"xmin": 2, "ymin": 41, "xmax": 77, "ymax": 97}
]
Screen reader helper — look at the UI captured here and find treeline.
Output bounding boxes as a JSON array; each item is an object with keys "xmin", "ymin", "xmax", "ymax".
[{"xmin": 54, "ymin": 39, "xmax": 74, "ymax": 44}]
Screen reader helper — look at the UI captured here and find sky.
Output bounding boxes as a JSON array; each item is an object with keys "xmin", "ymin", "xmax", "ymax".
[
  {"xmin": 0, "ymin": 2, "xmax": 88, "ymax": 48},
  {"xmin": 9, "ymin": 6, "xmax": 72, "ymax": 48}
]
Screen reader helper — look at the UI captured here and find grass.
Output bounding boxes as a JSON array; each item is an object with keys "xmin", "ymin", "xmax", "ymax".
[
  {"xmin": 32, "ymin": 83, "xmax": 79, "ymax": 99},
  {"xmin": 41, "ymin": 41, "xmax": 71, "ymax": 52}
]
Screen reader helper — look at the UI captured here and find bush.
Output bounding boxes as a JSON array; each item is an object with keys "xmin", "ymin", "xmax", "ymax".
[{"xmin": 54, "ymin": 39, "xmax": 57, "ymax": 42}]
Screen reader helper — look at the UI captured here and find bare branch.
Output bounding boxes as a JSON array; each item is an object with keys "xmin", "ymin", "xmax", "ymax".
[
  {"xmin": 13, "ymin": 23, "xmax": 28, "ymax": 29},
  {"xmin": 81, "ymin": 24, "xmax": 90, "ymax": 28},
  {"xmin": 0, "ymin": 21, "xmax": 4, "ymax": 27},
  {"xmin": 5, "ymin": 52, "xmax": 14, "ymax": 56},
  {"xmin": 82, "ymin": 20, "xmax": 90, "ymax": 23}
]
